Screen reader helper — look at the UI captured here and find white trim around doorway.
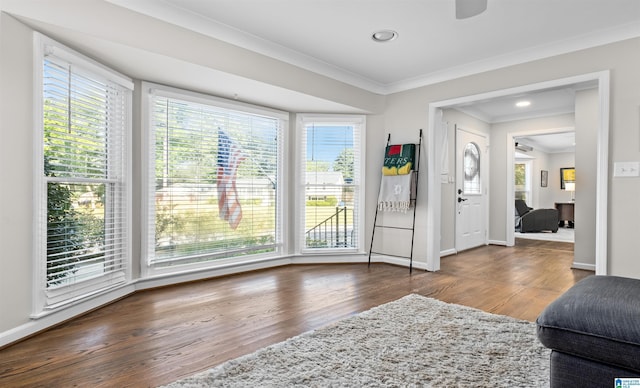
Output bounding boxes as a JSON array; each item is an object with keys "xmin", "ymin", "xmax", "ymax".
[{"xmin": 427, "ymin": 70, "xmax": 609, "ymax": 275}]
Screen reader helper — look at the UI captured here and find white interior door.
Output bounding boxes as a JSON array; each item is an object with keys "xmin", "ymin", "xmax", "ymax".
[{"xmin": 455, "ymin": 128, "xmax": 488, "ymax": 251}]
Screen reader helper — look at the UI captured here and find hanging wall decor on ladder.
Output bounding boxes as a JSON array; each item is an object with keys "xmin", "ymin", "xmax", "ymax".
[{"xmin": 368, "ymin": 129, "xmax": 422, "ymax": 273}]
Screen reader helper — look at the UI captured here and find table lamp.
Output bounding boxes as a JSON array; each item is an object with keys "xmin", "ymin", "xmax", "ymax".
[{"xmin": 564, "ymin": 182, "xmax": 575, "ymax": 202}]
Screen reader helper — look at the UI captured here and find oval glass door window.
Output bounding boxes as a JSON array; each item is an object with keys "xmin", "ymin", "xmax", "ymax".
[{"xmin": 463, "ymin": 142, "xmax": 480, "ymax": 194}]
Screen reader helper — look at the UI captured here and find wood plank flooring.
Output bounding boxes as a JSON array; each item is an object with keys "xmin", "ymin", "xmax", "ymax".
[{"xmin": 0, "ymin": 239, "xmax": 592, "ymax": 387}]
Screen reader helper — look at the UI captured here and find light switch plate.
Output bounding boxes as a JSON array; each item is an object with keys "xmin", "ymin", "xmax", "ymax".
[{"xmin": 614, "ymin": 162, "xmax": 640, "ymax": 177}]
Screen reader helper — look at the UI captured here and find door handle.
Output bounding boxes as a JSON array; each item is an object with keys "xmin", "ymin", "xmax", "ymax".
[
  {"xmin": 458, "ymin": 189, "xmax": 463, "ymax": 194},
  {"xmin": 458, "ymin": 197, "xmax": 468, "ymax": 203}
]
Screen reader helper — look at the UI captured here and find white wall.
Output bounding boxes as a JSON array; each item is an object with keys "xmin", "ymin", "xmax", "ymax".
[
  {"xmin": 547, "ymin": 152, "xmax": 576, "ymax": 205},
  {"xmin": 0, "ymin": 12, "xmax": 36, "ymax": 333},
  {"xmin": 574, "ymin": 88, "xmax": 599, "ymax": 267},
  {"xmin": 531, "ymin": 150, "xmax": 552, "ymax": 209},
  {"xmin": 536, "ymin": 154, "xmax": 553, "ymax": 209}
]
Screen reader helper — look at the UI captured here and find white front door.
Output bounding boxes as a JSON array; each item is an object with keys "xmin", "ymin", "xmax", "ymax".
[{"xmin": 455, "ymin": 127, "xmax": 488, "ymax": 252}]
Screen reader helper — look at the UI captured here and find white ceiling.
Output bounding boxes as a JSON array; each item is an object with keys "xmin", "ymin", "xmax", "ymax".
[
  {"xmin": 516, "ymin": 132, "xmax": 576, "ymax": 154},
  {"xmin": 452, "ymin": 81, "xmax": 597, "ymax": 123},
  {"xmin": 107, "ymin": 0, "xmax": 640, "ymax": 94}
]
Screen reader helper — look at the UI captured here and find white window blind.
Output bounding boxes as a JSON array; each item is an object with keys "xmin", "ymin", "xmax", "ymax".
[
  {"xmin": 146, "ymin": 88, "xmax": 284, "ymax": 269},
  {"xmin": 298, "ymin": 115, "xmax": 365, "ymax": 252},
  {"xmin": 35, "ymin": 34, "xmax": 131, "ymax": 312}
]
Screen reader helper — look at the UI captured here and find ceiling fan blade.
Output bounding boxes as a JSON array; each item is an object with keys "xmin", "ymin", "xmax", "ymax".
[{"xmin": 456, "ymin": 0, "xmax": 488, "ymax": 19}]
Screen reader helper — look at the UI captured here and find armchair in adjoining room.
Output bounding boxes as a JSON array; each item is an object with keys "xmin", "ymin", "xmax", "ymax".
[{"xmin": 515, "ymin": 199, "xmax": 559, "ymax": 233}]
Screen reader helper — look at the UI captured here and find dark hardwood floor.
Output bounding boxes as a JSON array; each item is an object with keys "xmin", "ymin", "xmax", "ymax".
[{"xmin": 0, "ymin": 239, "xmax": 591, "ymax": 387}]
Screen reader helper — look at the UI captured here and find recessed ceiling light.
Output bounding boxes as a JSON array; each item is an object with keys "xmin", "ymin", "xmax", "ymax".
[
  {"xmin": 371, "ymin": 30, "xmax": 398, "ymax": 43},
  {"xmin": 515, "ymin": 100, "xmax": 531, "ymax": 108}
]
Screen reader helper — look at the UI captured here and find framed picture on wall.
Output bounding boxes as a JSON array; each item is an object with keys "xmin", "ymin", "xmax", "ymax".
[{"xmin": 541, "ymin": 170, "xmax": 548, "ymax": 187}]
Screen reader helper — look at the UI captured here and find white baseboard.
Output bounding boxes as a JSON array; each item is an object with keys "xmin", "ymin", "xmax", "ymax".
[
  {"xmin": 440, "ymin": 248, "xmax": 457, "ymax": 257},
  {"xmin": 291, "ymin": 254, "xmax": 368, "ymax": 265},
  {"xmin": 571, "ymin": 262, "xmax": 596, "ymax": 271},
  {"xmin": 440, "ymin": 242, "xmax": 506, "ymax": 254},
  {"xmin": 367, "ymin": 254, "xmax": 429, "ymax": 271},
  {"xmin": 294, "ymin": 252, "xmax": 430, "ymax": 271},
  {"xmin": 136, "ymin": 257, "xmax": 292, "ymax": 291},
  {"xmin": 488, "ymin": 240, "xmax": 508, "ymax": 246}
]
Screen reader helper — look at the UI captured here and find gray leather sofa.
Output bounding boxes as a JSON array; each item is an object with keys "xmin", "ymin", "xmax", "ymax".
[
  {"xmin": 515, "ymin": 199, "xmax": 559, "ymax": 233},
  {"xmin": 537, "ymin": 275, "xmax": 640, "ymax": 387}
]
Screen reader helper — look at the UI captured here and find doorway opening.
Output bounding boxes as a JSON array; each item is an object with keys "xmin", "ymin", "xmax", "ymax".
[
  {"xmin": 426, "ymin": 71, "xmax": 609, "ymax": 274},
  {"xmin": 513, "ymin": 130, "xmax": 576, "ymax": 245}
]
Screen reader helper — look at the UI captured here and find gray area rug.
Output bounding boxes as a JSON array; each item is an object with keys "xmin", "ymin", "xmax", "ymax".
[
  {"xmin": 162, "ymin": 294, "xmax": 550, "ymax": 387},
  {"xmin": 516, "ymin": 227, "xmax": 574, "ymax": 243}
]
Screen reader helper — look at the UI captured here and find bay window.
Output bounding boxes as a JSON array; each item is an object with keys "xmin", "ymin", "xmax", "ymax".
[{"xmin": 143, "ymin": 84, "xmax": 286, "ymax": 274}]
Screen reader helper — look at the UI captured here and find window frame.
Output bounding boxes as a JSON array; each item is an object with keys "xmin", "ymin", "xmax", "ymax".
[
  {"xmin": 140, "ymin": 82, "xmax": 289, "ymax": 278},
  {"xmin": 296, "ymin": 114, "xmax": 366, "ymax": 255},
  {"xmin": 32, "ymin": 32, "xmax": 133, "ymax": 317}
]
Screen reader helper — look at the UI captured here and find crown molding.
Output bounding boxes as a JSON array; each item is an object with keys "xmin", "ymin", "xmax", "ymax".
[
  {"xmin": 385, "ymin": 21, "xmax": 640, "ymax": 94},
  {"xmin": 106, "ymin": 1, "xmax": 640, "ymax": 95},
  {"xmin": 104, "ymin": 0, "xmax": 388, "ymax": 94}
]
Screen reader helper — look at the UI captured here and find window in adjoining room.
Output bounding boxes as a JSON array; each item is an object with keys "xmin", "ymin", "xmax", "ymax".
[
  {"xmin": 143, "ymin": 84, "xmax": 287, "ymax": 275},
  {"xmin": 297, "ymin": 115, "xmax": 365, "ymax": 253},
  {"xmin": 33, "ymin": 33, "xmax": 133, "ymax": 315},
  {"xmin": 515, "ymin": 160, "xmax": 532, "ymax": 202}
]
